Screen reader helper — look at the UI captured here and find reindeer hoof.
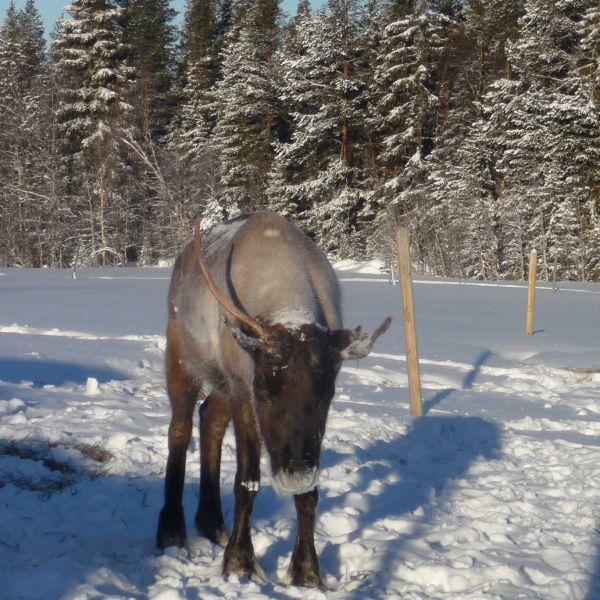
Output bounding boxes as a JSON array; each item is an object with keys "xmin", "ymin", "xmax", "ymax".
[
  {"xmin": 285, "ymin": 562, "xmax": 322, "ymax": 588},
  {"xmin": 195, "ymin": 513, "xmax": 229, "ymax": 546},
  {"xmin": 223, "ymin": 548, "xmax": 266, "ymax": 582},
  {"xmin": 157, "ymin": 506, "xmax": 187, "ymax": 549}
]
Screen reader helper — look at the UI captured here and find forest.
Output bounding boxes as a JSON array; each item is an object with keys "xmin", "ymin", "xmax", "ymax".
[{"xmin": 0, "ymin": 0, "xmax": 598, "ymax": 280}]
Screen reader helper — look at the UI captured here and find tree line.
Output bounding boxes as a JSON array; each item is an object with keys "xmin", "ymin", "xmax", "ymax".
[{"xmin": 0, "ymin": 0, "xmax": 598, "ymax": 280}]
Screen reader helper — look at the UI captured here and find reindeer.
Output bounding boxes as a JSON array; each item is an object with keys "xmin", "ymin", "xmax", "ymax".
[{"xmin": 157, "ymin": 212, "xmax": 391, "ymax": 587}]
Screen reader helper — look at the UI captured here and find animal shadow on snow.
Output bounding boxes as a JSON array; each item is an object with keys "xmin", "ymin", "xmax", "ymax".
[
  {"xmin": 585, "ymin": 532, "xmax": 600, "ymax": 600},
  {"xmin": 319, "ymin": 415, "xmax": 501, "ymax": 594},
  {"xmin": 1, "ymin": 418, "xmax": 500, "ymax": 598},
  {"xmin": 0, "ymin": 356, "xmax": 127, "ymax": 389},
  {"xmin": 425, "ymin": 350, "xmax": 493, "ymax": 413},
  {"xmin": 462, "ymin": 350, "xmax": 493, "ymax": 390}
]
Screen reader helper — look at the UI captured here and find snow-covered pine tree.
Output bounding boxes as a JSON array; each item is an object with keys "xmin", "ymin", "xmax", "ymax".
[
  {"xmin": 582, "ymin": 1, "xmax": 599, "ymax": 104},
  {"xmin": 370, "ymin": 2, "xmax": 450, "ymax": 259},
  {"xmin": 492, "ymin": 0, "xmax": 600, "ymax": 280},
  {"xmin": 147, "ymin": 0, "xmax": 226, "ymax": 249},
  {"xmin": 107, "ymin": 0, "xmax": 180, "ymax": 263},
  {"xmin": 266, "ymin": 0, "xmax": 316, "ymax": 220},
  {"xmin": 210, "ymin": 0, "xmax": 280, "ymax": 218},
  {"xmin": 581, "ymin": 0, "xmax": 600, "ymax": 279},
  {"xmin": 316, "ymin": 0, "xmax": 373, "ymax": 257},
  {"xmin": 52, "ymin": 0, "xmax": 137, "ymax": 265},
  {"xmin": 0, "ymin": 0, "xmax": 57, "ymax": 267},
  {"xmin": 117, "ymin": 0, "xmax": 177, "ymax": 143},
  {"xmin": 414, "ymin": 0, "xmax": 524, "ymax": 279},
  {"xmin": 435, "ymin": 0, "xmax": 599, "ymax": 281},
  {"xmin": 176, "ymin": 0, "xmax": 220, "ymax": 161},
  {"xmin": 268, "ymin": 0, "xmax": 372, "ymax": 257},
  {"xmin": 352, "ymin": 0, "xmax": 389, "ymax": 256},
  {"xmin": 0, "ymin": 2, "xmax": 36, "ymax": 132},
  {"xmin": 18, "ymin": 0, "xmax": 46, "ymax": 82},
  {"xmin": 284, "ymin": 0, "xmax": 311, "ymax": 55},
  {"xmin": 0, "ymin": 1, "xmax": 31, "ymax": 266},
  {"xmin": 428, "ymin": 84, "xmax": 514, "ymax": 280}
]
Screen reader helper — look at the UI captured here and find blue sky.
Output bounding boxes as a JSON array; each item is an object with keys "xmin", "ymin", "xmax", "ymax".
[
  {"xmin": 0, "ymin": 0, "xmax": 300, "ymax": 37},
  {"xmin": 0, "ymin": 1, "xmax": 184, "ymax": 35}
]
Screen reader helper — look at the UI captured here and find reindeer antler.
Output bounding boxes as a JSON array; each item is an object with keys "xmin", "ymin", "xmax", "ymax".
[
  {"xmin": 194, "ymin": 220, "xmax": 269, "ymax": 339},
  {"xmin": 340, "ymin": 316, "xmax": 393, "ymax": 360}
]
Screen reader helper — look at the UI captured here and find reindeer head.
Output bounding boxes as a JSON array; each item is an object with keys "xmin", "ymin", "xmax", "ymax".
[{"xmin": 194, "ymin": 220, "xmax": 392, "ymax": 494}]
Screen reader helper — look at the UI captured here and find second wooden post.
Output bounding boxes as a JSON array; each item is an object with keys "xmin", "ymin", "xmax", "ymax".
[
  {"xmin": 525, "ymin": 249, "xmax": 538, "ymax": 336},
  {"xmin": 396, "ymin": 227, "xmax": 423, "ymax": 417}
]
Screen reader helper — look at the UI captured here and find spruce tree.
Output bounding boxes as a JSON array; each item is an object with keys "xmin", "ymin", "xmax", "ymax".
[
  {"xmin": 0, "ymin": 2, "xmax": 24, "ymax": 265},
  {"xmin": 268, "ymin": 0, "xmax": 372, "ymax": 257},
  {"xmin": 52, "ymin": 0, "xmax": 137, "ymax": 264},
  {"xmin": 19, "ymin": 0, "xmax": 46, "ymax": 81},
  {"xmin": 0, "ymin": 2, "xmax": 26, "ymax": 103},
  {"xmin": 117, "ymin": 0, "xmax": 177, "ymax": 143},
  {"xmin": 266, "ymin": 0, "xmax": 316, "ymax": 220},
  {"xmin": 499, "ymin": 0, "xmax": 599, "ymax": 280},
  {"xmin": 176, "ymin": 0, "xmax": 220, "ymax": 161},
  {"xmin": 413, "ymin": 0, "xmax": 523, "ymax": 279},
  {"xmin": 210, "ymin": 0, "xmax": 280, "ymax": 218},
  {"xmin": 446, "ymin": 0, "xmax": 600, "ymax": 280},
  {"xmin": 370, "ymin": 2, "xmax": 451, "ymax": 263},
  {"xmin": 582, "ymin": 0, "xmax": 600, "ymax": 104},
  {"xmin": 581, "ymin": 0, "xmax": 600, "ymax": 279},
  {"xmin": 0, "ymin": 0, "xmax": 56, "ymax": 267}
]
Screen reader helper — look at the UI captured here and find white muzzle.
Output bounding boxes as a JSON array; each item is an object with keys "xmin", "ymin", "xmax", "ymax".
[{"xmin": 271, "ymin": 467, "xmax": 319, "ymax": 495}]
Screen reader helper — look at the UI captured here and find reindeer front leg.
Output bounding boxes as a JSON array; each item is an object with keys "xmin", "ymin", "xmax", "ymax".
[
  {"xmin": 222, "ymin": 393, "xmax": 265, "ymax": 581},
  {"xmin": 287, "ymin": 488, "xmax": 321, "ymax": 587}
]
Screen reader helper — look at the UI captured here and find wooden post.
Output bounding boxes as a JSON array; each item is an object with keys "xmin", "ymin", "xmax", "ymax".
[
  {"xmin": 525, "ymin": 249, "xmax": 538, "ymax": 336},
  {"xmin": 396, "ymin": 227, "xmax": 423, "ymax": 416}
]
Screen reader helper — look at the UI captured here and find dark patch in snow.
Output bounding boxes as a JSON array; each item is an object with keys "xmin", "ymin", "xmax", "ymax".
[{"xmin": 0, "ymin": 439, "xmax": 113, "ymax": 497}]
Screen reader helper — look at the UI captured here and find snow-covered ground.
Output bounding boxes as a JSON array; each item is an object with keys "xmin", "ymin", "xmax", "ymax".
[{"xmin": 0, "ymin": 264, "xmax": 599, "ymax": 599}]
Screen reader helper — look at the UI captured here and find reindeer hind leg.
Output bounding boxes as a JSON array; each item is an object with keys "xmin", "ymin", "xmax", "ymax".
[
  {"xmin": 195, "ymin": 390, "xmax": 231, "ymax": 545},
  {"xmin": 157, "ymin": 323, "xmax": 199, "ymax": 549}
]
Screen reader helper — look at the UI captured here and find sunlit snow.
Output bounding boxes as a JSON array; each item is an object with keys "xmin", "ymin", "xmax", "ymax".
[{"xmin": 0, "ymin": 265, "xmax": 599, "ymax": 599}]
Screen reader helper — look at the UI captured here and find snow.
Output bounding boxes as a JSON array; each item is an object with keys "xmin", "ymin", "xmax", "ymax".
[
  {"xmin": 270, "ymin": 308, "xmax": 317, "ymax": 328},
  {"xmin": 333, "ymin": 259, "xmax": 385, "ymax": 274},
  {"xmin": 0, "ymin": 265, "xmax": 599, "ymax": 599}
]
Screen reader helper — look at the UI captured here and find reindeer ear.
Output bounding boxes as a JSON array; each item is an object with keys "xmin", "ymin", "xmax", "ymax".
[
  {"xmin": 226, "ymin": 318, "xmax": 266, "ymax": 353},
  {"xmin": 335, "ymin": 316, "xmax": 392, "ymax": 360},
  {"xmin": 226, "ymin": 318, "xmax": 284, "ymax": 357}
]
